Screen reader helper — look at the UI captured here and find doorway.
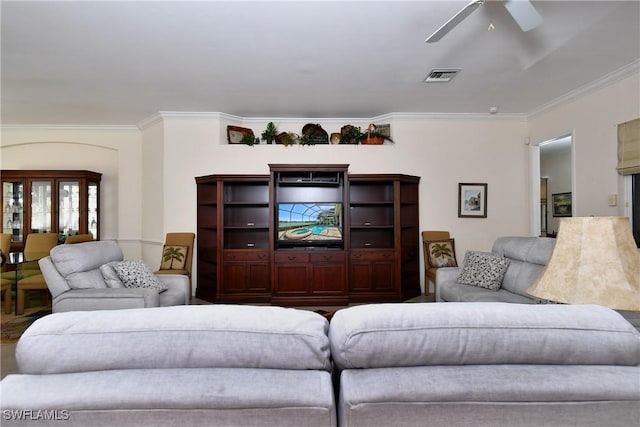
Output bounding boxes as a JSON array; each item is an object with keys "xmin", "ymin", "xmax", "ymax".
[{"xmin": 530, "ymin": 134, "xmax": 574, "ymax": 237}]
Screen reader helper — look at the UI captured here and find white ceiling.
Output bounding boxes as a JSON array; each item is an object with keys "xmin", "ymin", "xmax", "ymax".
[{"xmin": 2, "ymin": 0, "xmax": 639, "ymax": 126}]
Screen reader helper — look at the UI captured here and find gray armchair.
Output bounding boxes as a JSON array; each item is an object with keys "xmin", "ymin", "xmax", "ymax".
[{"xmin": 39, "ymin": 240, "xmax": 189, "ymax": 312}]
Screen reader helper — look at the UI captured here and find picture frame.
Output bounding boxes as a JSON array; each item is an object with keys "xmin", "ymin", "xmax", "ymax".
[
  {"xmin": 552, "ymin": 192, "xmax": 572, "ymax": 217},
  {"xmin": 227, "ymin": 125, "xmax": 254, "ymax": 144},
  {"xmin": 458, "ymin": 183, "xmax": 487, "ymax": 218}
]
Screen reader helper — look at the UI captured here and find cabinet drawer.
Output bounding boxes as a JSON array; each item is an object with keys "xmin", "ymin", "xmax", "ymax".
[
  {"xmin": 351, "ymin": 250, "xmax": 395, "ymax": 262},
  {"xmin": 223, "ymin": 250, "xmax": 269, "ymax": 262},
  {"xmin": 350, "ymin": 229, "xmax": 395, "ymax": 248},
  {"xmin": 224, "ymin": 230, "xmax": 269, "ymax": 249},
  {"xmin": 310, "ymin": 252, "xmax": 345, "ymax": 263},
  {"xmin": 274, "ymin": 252, "xmax": 310, "ymax": 263}
]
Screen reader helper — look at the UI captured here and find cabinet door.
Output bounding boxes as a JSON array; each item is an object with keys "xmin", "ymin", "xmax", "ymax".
[
  {"xmin": 58, "ymin": 180, "xmax": 80, "ymax": 238},
  {"xmin": 273, "ymin": 253, "xmax": 310, "ymax": 295},
  {"xmin": 87, "ymin": 181, "xmax": 99, "ymax": 239},
  {"xmin": 222, "ymin": 250, "xmax": 270, "ymax": 293},
  {"xmin": 2, "ymin": 180, "xmax": 25, "ymax": 245},
  {"xmin": 246, "ymin": 263, "xmax": 270, "ymax": 292},
  {"xmin": 30, "ymin": 180, "xmax": 53, "ymax": 234},
  {"xmin": 311, "ymin": 263, "xmax": 346, "ymax": 293},
  {"xmin": 350, "ymin": 250, "xmax": 396, "ymax": 293},
  {"xmin": 222, "ymin": 262, "xmax": 248, "ymax": 292},
  {"xmin": 310, "ymin": 252, "xmax": 346, "ymax": 294},
  {"xmin": 222, "ymin": 262, "xmax": 269, "ymax": 293},
  {"xmin": 273, "ymin": 264, "xmax": 310, "ymax": 295}
]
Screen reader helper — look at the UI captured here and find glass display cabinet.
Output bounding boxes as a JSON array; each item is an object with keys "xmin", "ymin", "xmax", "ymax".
[{"xmin": 1, "ymin": 170, "xmax": 102, "ymax": 251}]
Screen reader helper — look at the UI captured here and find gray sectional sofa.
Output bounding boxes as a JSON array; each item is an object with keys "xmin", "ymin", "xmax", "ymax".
[
  {"xmin": 436, "ymin": 236, "xmax": 556, "ymax": 303},
  {"xmin": 2, "ymin": 303, "xmax": 639, "ymax": 427},
  {"xmin": 330, "ymin": 302, "xmax": 640, "ymax": 427},
  {"xmin": 435, "ymin": 235, "xmax": 640, "ymax": 329},
  {"xmin": 1, "ymin": 305, "xmax": 335, "ymax": 427}
]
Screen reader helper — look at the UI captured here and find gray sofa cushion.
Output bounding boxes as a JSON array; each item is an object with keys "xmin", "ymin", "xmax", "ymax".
[
  {"xmin": 329, "ymin": 302, "xmax": 640, "ymax": 370},
  {"xmin": 1, "ymin": 368, "xmax": 336, "ymax": 427},
  {"xmin": 492, "ymin": 237, "xmax": 555, "ymax": 297},
  {"xmin": 338, "ymin": 365, "xmax": 640, "ymax": 427},
  {"xmin": 17, "ymin": 305, "xmax": 331, "ymax": 374},
  {"xmin": 49, "ymin": 240, "xmax": 123, "ymax": 277},
  {"xmin": 99, "ymin": 261, "xmax": 124, "ymax": 288},
  {"xmin": 66, "ymin": 269, "xmax": 108, "ymax": 290},
  {"xmin": 439, "ymin": 281, "xmax": 535, "ymax": 304}
]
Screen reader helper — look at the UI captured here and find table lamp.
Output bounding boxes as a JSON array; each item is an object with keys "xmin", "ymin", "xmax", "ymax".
[{"xmin": 527, "ymin": 217, "xmax": 640, "ymax": 311}]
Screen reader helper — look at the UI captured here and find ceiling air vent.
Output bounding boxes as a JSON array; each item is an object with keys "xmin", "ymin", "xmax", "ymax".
[{"xmin": 424, "ymin": 69, "xmax": 461, "ymax": 83}]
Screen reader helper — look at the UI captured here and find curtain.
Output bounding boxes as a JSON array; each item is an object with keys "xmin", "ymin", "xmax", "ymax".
[{"xmin": 617, "ymin": 118, "xmax": 640, "ymax": 175}]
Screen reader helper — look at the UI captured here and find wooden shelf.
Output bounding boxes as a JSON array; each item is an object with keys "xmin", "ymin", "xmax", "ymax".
[{"xmin": 195, "ymin": 166, "xmax": 420, "ymax": 305}]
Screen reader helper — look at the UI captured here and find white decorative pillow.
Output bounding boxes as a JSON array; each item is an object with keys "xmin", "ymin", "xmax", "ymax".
[
  {"xmin": 113, "ymin": 260, "xmax": 167, "ymax": 292},
  {"xmin": 457, "ymin": 251, "xmax": 510, "ymax": 291}
]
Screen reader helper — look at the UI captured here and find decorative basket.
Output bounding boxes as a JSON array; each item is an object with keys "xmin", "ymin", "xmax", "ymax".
[{"xmin": 362, "ymin": 124, "xmax": 384, "ymax": 145}]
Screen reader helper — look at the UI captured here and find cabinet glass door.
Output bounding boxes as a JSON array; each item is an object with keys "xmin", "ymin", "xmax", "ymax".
[
  {"xmin": 30, "ymin": 181, "xmax": 52, "ymax": 233},
  {"xmin": 88, "ymin": 182, "xmax": 98, "ymax": 239},
  {"xmin": 59, "ymin": 181, "xmax": 80, "ymax": 239},
  {"xmin": 3, "ymin": 180, "xmax": 24, "ymax": 243}
]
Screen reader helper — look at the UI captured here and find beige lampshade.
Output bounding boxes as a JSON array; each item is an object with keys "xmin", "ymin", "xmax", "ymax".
[{"xmin": 527, "ymin": 217, "xmax": 640, "ymax": 311}]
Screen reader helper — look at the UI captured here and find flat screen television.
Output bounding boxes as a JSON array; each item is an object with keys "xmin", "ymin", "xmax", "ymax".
[{"xmin": 276, "ymin": 203, "xmax": 343, "ymax": 248}]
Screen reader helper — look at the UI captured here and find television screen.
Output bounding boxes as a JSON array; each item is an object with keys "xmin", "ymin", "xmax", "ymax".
[{"xmin": 277, "ymin": 203, "xmax": 343, "ymax": 247}]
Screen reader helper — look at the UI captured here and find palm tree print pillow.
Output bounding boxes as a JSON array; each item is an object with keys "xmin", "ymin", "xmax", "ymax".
[
  {"xmin": 426, "ymin": 239, "xmax": 458, "ymax": 268},
  {"xmin": 160, "ymin": 245, "xmax": 188, "ymax": 270}
]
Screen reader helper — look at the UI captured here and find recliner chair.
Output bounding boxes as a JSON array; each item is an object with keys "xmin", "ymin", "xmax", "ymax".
[{"xmin": 39, "ymin": 240, "xmax": 189, "ymax": 312}]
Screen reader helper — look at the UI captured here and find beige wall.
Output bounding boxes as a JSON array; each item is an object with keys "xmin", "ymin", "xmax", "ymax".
[
  {"xmin": 0, "ymin": 127, "xmax": 143, "ymax": 259},
  {"xmin": 1, "ymin": 69, "xmax": 637, "ymax": 294},
  {"xmin": 528, "ymin": 73, "xmax": 640, "ymax": 219},
  {"xmin": 155, "ymin": 114, "xmax": 529, "ymax": 293}
]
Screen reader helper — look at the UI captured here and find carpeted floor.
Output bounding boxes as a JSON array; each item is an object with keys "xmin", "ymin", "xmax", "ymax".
[{"xmin": 1, "ymin": 309, "xmax": 51, "ymax": 344}]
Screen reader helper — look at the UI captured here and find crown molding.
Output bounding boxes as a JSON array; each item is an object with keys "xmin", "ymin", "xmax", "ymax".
[
  {"xmin": 528, "ymin": 60, "xmax": 640, "ymax": 119},
  {"xmin": 387, "ymin": 112, "xmax": 527, "ymax": 120},
  {"xmin": 0, "ymin": 124, "xmax": 138, "ymax": 131},
  {"xmin": 137, "ymin": 111, "xmax": 243, "ymax": 130},
  {"xmin": 142, "ymin": 111, "xmax": 527, "ymax": 126}
]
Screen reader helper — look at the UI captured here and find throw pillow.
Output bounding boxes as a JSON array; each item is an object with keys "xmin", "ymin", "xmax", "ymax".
[
  {"xmin": 113, "ymin": 260, "xmax": 167, "ymax": 292},
  {"xmin": 425, "ymin": 239, "xmax": 458, "ymax": 268},
  {"xmin": 160, "ymin": 245, "xmax": 188, "ymax": 270},
  {"xmin": 457, "ymin": 251, "xmax": 510, "ymax": 291}
]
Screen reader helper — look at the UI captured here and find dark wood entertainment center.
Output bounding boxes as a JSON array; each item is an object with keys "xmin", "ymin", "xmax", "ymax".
[{"xmin": 195, "ymin": 164, "xmax": 421, "ymax": 305}]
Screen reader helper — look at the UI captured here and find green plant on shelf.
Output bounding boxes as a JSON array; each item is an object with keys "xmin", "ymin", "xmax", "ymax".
[{"xmin": 261, "ymin": 122, "xmax": 278, "ymax": 145}]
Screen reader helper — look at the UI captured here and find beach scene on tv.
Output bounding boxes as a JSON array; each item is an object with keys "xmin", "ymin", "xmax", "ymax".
[{"xmin": 278, "ymin": 203, "xmax": 343, "ymax": 241}]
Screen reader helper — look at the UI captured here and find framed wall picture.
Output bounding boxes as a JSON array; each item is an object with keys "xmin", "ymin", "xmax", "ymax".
[
  {"xmin": 552, "ymin": 192, "xmax": 572, "ymax": 217},
  {"xmin": 227, "ymin": 125, "xmax": 254, "ymax": 144},
  {"xmin": 458, "ymin": 183, "xmax": 487, "ymax": 218}
]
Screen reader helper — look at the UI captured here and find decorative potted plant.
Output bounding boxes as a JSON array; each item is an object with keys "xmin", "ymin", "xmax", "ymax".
[
  {"xmin": 240, "ymin": 131, "xmax": 259, "ymax": 146},
  {"xmin": 261, "ymin": 122, "xmax": 278, "ymax": 145},
  {"xmin": 339, "ymin": 125, "xmax": 364, "ymax": 144},
  {"xmin": 339, "ymin": 124, "xmax": 394, "ymax": 144}
]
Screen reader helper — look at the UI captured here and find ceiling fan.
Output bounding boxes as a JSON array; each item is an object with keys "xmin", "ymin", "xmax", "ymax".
[{"xmin": 426, "ymin": 0, "xmax": 542, "ymax": 43}]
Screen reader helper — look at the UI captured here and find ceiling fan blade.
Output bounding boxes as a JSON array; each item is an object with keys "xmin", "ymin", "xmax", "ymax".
[
  {"xmin": 504, "ymin": 0, "xmax": 542, "ymax": 32},
  {"xmin": 426, "ymin": 0, "xmax": 485, "ymax": 43}
]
